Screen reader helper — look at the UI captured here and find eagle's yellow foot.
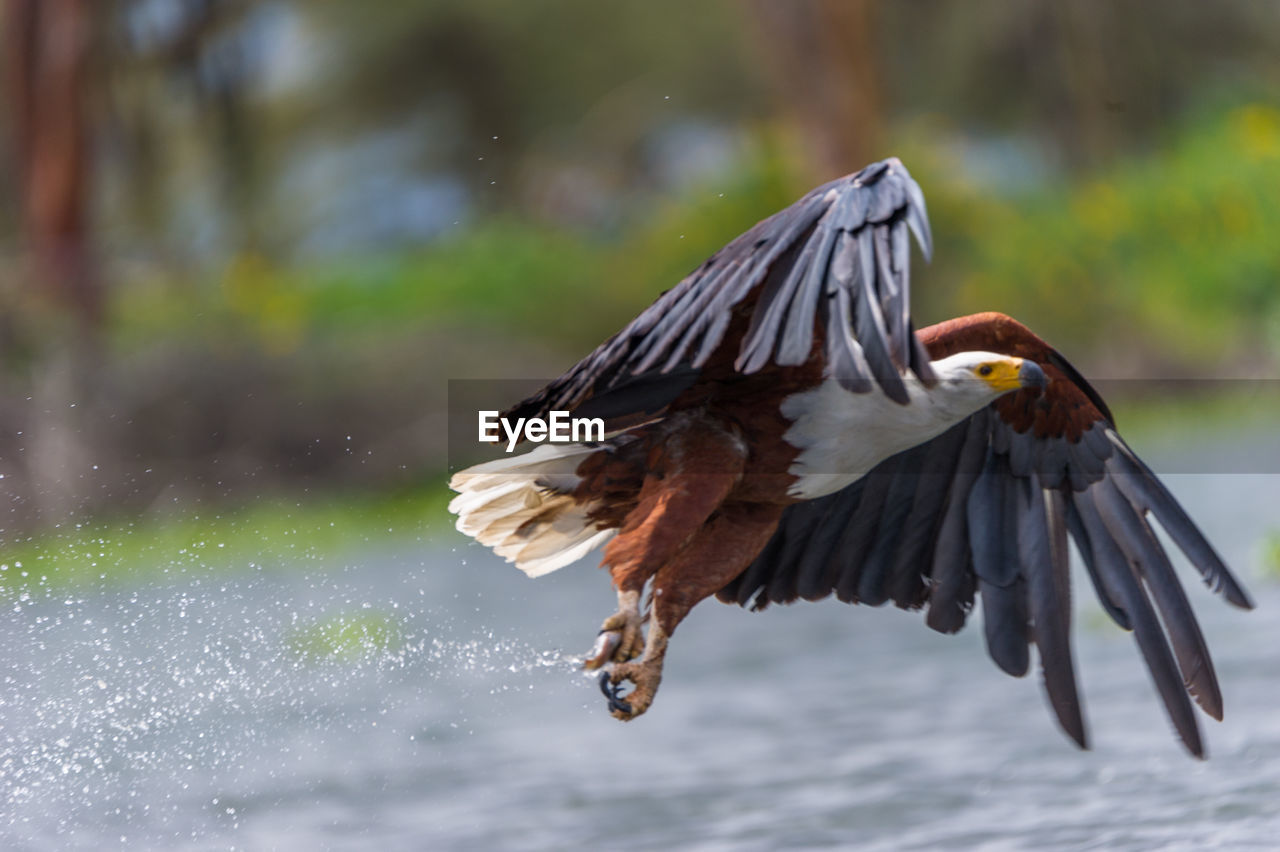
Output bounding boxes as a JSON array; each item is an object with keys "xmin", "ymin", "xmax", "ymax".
[
  {"xmin": 582, "ymin": 607, "xmax": 644, "ymax": 670},
  {"xmin": 598, "ymin": 660, "xmax": 663, "ymax": 721}
]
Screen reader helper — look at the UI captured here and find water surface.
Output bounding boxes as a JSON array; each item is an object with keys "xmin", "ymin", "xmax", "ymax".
[{"xmin": 2, "ymin": 466, "xmax": 1278, "ymax": 850}]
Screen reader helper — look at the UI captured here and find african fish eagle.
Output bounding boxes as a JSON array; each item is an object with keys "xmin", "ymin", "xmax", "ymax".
[{"xmin": 449, "ymin": 158, "xmax": 1251, "ymax": 756}]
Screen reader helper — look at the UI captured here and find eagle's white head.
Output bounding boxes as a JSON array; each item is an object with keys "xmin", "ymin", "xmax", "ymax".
[{"xmin": 926, "ymin": 350, "xmax": 1047, "ymax": 419}]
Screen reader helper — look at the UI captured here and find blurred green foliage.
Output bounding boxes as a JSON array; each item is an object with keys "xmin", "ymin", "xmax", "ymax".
[
  {"xmin": 286, "ymin": 609, "xmax": 402, "ymax": 663},
  {"xmin": 1261, "ymin": 531, "xmax": 1280, "ymax": 581},
  {"xmin": 109, "ymin": 106, "xmax": 1280, "ymax": 372},
  {"xmin": 0, "ymin": 484, "xmax": 450, "ymax": 597},
  {"xmin": 107, "ymin": 141, "xmax": 805, "ymax": 356},
  {"xmin": 906, "ymin": 103, "xmax": 1280, "ymax": 363}
]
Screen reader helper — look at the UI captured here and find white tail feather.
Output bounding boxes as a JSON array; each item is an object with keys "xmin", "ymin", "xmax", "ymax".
[{"xmin": 449, "ymin": 443, "xmax": 614, "ymax": 577}]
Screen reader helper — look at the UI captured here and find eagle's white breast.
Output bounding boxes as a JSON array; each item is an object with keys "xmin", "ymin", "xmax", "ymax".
[{"xmin": 780, "ymin": 351, "xmax": 1013, "ymax": 500}]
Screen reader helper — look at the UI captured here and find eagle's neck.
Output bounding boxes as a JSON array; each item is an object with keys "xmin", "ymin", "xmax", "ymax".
[{"xmin": 780, "ymin": 355, "xmax": 1003, "ymax": 500}]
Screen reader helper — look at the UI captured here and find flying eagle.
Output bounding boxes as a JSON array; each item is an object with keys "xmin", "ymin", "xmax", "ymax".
[{"xmin": 449, "ymin": 158, "xmax": 1251, "ymax": 756}]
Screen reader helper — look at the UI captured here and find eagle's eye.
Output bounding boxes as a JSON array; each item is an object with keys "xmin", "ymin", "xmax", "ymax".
[{"xmin": 978, "ymin": 364, "xmax": 994, "ymax": 377}]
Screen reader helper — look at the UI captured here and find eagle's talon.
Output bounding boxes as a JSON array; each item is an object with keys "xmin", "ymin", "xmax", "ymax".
[
  {"xmin": 602, "ymin": 660, "xmax": 661, "ymax": 721},
  {"xmin": 597, "ymin": 670, "xmax": 634, "ymax": 714},
  {"xmin": 582, "ymin": 607, "xmax": 644, "ymax": 670}
]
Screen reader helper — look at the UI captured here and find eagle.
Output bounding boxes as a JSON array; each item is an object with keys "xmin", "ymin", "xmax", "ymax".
[{"xmin": 448, "ymin": 158, "xmax": 1251, "ymax": 756}]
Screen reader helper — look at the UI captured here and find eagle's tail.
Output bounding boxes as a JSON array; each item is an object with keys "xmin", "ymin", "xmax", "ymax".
[{"xmin": 447, "ymin": 443, "xmax": 616, "ymax": 577}]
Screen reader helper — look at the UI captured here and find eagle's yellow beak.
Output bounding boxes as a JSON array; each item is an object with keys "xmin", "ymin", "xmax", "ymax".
[{"xmin": 978, "ymin": 357, "xmax": 1046, "ymax": 393}]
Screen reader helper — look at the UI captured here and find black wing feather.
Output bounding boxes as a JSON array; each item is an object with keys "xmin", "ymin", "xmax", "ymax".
[
  {"xmin": 856, "ymin": 453, "xmax": 923, "ymax": 606},
  {"xmin": 925, "ymin": 418, "xmax": 989, "ymax": 633},
  {"xmin": 1090, "ymin": 476, "xmax": 1223, "ymax": 720},
  {"xmin": 505, "ymin": 159, "xmax": 934, "ymax": 425},
  {"xmin": 1072, "ymin": 488, "xmax": 1205, "ymax": 757},
  {"xmin": 794, "ymin": 493, "xmax": 856, "ymax": 601},
  {"xmin": 832, "ymin": 469, "xmax": 894, "ymax": 604},
  {"xmin": 1020, "ymin": 476, "xmax": 1087, "ymax": 748},
  {"xmin": 970, "ymin": 451, "xmax": 1031, "ymax": 676},
  {"xmin": 1106, "ymin": 435, "xmax": 1252, "ymax": 608},
  {"xmin": 725, "ymin": 386, "xmax": 1248, "ymax": 756},
  {"xmin": 885, "ymin": 426, "xmax": 969, "ymax": 606}
]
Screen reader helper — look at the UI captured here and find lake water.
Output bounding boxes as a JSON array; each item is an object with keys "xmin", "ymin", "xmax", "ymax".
[{"xmin": 2, "ymin": 448, "xmax": 1279, "ymax": 849}]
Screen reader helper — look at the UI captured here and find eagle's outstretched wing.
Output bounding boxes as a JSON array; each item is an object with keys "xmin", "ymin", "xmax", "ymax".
[
  {"xmin": 505, "ymin": 158, "xmax": 935, "ymax": 426},
  {"xmin": 720, "ymin": 315, "xmax": 1253, "ymax": 757}
]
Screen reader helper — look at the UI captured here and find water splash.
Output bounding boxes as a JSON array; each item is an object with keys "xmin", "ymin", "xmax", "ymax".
[{"xmin": 0, "ymin": 569, "xmax": 581, "ymax": 847}]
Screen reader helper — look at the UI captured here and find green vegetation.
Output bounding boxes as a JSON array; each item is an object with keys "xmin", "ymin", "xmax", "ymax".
[
  {"xmin": 106, "ymin": 105, "xmax": 1280, "ymax": 373},
  {"xmin": 286, "ymin": 609, "xmax": 403, "ymax": 662},
  {"xmin": 901, "ymin": 103, "xmax": 1280, "ymax": 361},
  {"xmin": 0, "ymin": 482, "xmax": 455, "ymax": 598},
  {"xmin": 106, "ymin": 146, "xmax": 804, "ymax": 358},
  {"xmin": 1260, "ymin": 530, "xmax": 1280, "ymax": 581},
  {"xmin": 1105, "ymin": 382, "xmax": 1280, "ymax": 443}
]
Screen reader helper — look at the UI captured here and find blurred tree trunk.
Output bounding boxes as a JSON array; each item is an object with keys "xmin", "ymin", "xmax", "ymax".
[
  {"xmin": 5, "ymin": 0, "xmax": 101, "ymax": 525},
  {"xmin": 4, "ymin": 0, "xmax": 100, "ymax": 328},
  {"xmin": 749, "ymin": 0, "xmax": 884, "ymax": 177}
]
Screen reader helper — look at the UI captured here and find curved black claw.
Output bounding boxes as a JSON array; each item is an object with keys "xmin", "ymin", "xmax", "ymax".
[{"xmin": 597, "ymin": 670, "xmax": 633, "ymax": 715}]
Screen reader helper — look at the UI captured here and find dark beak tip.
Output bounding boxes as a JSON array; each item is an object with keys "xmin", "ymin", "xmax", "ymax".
[{"xmin": 1019, "ymin": 360, "xmax": 1048, "ymax": 391}]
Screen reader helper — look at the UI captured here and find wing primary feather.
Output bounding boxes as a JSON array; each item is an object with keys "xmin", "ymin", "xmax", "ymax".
[
  {"xmin": 772, "ymin": 180, "xmax": 871, "ymax": 368},
  {"xmin": 887, "ymin": 221, "xmax": 914, "ymax": 367},
  {"xmin": 693, "ymin": 307, "xmax": 735, "ymax": 367},
  {"xmin": 1034, "ymin": 437, "xmax": 1070, "ymax": 490},
  {"xmin": 852, "ymin": 229, "xmax": 909, "ymax": 403},
  {"xmin": 1063, "ymin": 495, "xmax": 1132, "ymax": 630},
  {"xmin": 990, "ymin": 418, "xmax": 1012, "ymax": 455},
  {"xmin": 862, "ymin": 162, "xmax": 902, "ymax": 221},
  {"xmin": 1020, "ymin": 477, "xmax": 1087, "ymax": 748},
  {"xmin": 970, "ymin": 451, "xmax": 1030, "ymax": 676},
  {"xmin": 737, "ymin": 239, "xmax": 813, "ymax": 374},
  {"xmin": 926, "ymin": 415, "xmax": 989, "ymax": 633},
  {"xmin": 775, "ymin": 218, "xmax": 839, "ymax": 366},
  {"xmin": 1106, "ymin": 433, "xmax": 1253, "ymax": 609},
  {"xmin": 508, "ymin": 160, "xmax": 937, "ymax": 422},
  {"xmin": 969, "ymin": 451, "xmax": 1020, "ymax": 586},
  {"xmin": 832, "ymin": 465, "xmax": 896, "ymax": 603},
  {"xmin": 886, "ymin": 425, "xmax": 968, "ymax": 607},
  {"xmin": 651, "ymin": 258, "xmax": 743, "ymax": 374},
  {"xmin": 981, "ymin": 580, "xmax": 1031, "ymax": 677},
  {"xmin": 1072, "ymin": 490, "xmax": 1205, "ymax": 757},
  {"xmin": 763, "ymin": 500, "xmax": 827, "ymax": 605},
  {"xmin": 1065, "ymin": 438, "xmax": 1107, "ymax": 491},
  {"xmin": 828, "ymin": 278, "xmax": 873, "ymax": 393},
  {"xmin": 897, "ymin": 160, "xmax": 934, "ymax": 260},
  {"xmin": 632, "ymin": 259, "xmax": 732, "ymax": 374},
  {"xmin": 874, "ymin": 226, "xmax": 906, "ymax": 366},
  {"xmin": 1091, "ymin": 478, "xmax": 1224, "ymax": 721},
  {"xmin": 794, "ymin": 482, "xmax": 867, "ymax": 601},
  {"xmin": 1046, "ymin": 488, "xmax": 1072, "ymax": 613},
  {"xmin": 857, "ymin": 450, "xmax": 923, "ymax": 606},
  {"xmin": 736, "ymin": 192, "xmax": 841, "ymax": 373},
  {"xmin": 1008, "ymin": 430, "xmax": 1035, "ymax": 478}
]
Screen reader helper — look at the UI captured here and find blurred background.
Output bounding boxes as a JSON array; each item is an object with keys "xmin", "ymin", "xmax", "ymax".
[
  {"xmin": 2, "ymin": 0, "xmax": 1279, "ymax": 541},
  {"xmin": 2, "ymin": 3, "xmax": 1280, "ymax": 848}
]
